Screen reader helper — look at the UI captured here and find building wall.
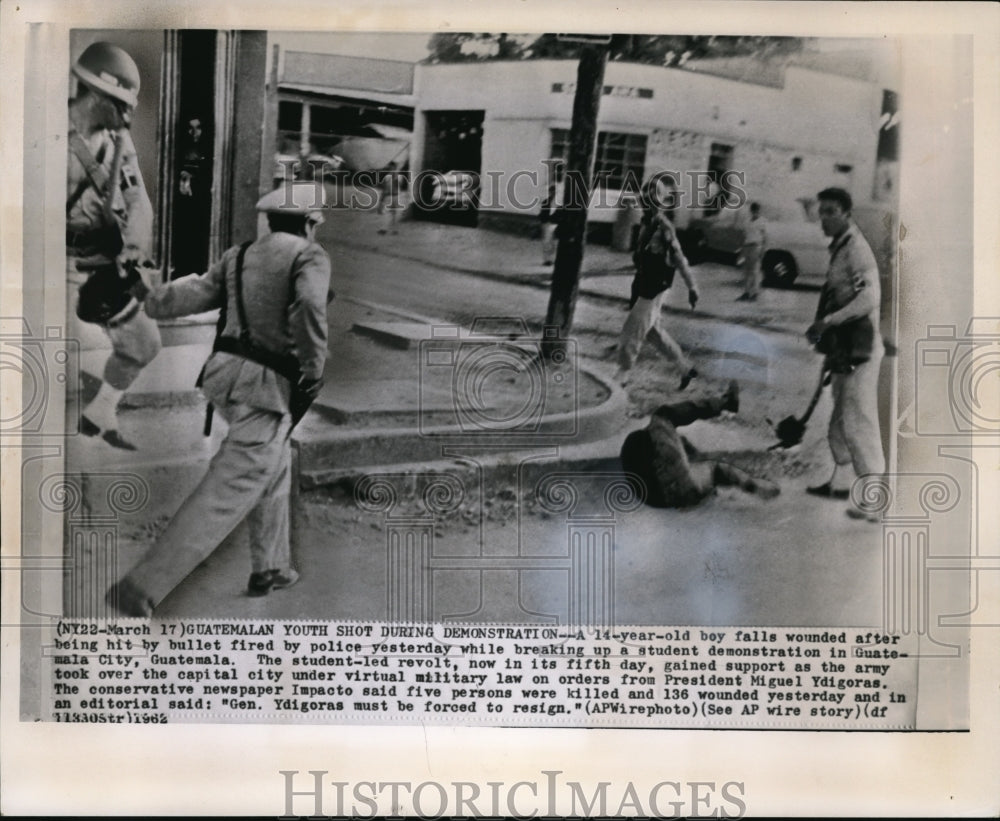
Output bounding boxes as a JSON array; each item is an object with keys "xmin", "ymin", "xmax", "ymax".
[{"xmin": 415, "ymin": 59, "xmax": 887, "ymax": 222}]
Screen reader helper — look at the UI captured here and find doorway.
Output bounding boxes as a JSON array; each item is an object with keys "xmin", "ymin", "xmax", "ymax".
[
  {"xmin": 416, "ymin": 110, "xmax": 484, "ymax": 226},
  {"xmin": 169, "ymin": 30, "xmax": 216, "ymax": 278},
  {"xmin": 702, "ymin": 142, "xmax": 734, "ymax": 217}
]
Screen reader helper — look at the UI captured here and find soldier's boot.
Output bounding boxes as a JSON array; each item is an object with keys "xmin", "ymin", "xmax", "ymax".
[{"xmin": 82, "ymin": 382, "xmax": 138, "ymax": 451}]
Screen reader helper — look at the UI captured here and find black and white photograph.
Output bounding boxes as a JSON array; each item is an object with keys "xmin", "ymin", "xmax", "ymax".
[{"xmin": 2, "ymin": 0, "xmax": 998, "ymax": 816}]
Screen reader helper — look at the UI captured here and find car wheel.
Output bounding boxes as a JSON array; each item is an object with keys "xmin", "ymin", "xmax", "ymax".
[{"xmin": 762, "ymin": 251, "xmax": 798, "ymax": 288}]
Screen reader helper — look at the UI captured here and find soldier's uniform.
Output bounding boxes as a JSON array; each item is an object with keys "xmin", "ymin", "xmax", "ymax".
[
  {"xmin": 106, "ymin": 183, "xmax": 331, "ymax": 616},
  {"xmin": 67, "ymin": 42, "xmax": 161, "ymax": 448}
]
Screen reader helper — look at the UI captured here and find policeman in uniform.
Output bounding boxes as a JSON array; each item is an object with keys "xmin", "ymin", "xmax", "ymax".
[
  {"xmin": 105, "ymin": 182, "xmax": 332, "ymax": 616},
  {"xmin": 67, "ymin": 42, "xmax": 161, "ymax": 450},
  {"xmin": 805, "ymin": 187, "xmax": 884, "ymax": 521}
]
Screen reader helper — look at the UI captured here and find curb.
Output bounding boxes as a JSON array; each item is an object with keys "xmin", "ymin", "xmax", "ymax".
[
  {"xmin": 297, "ymin": 428, "xmax": 627, "ymax": 494},
  {"xmin": 295, "ymin": 354, "xmax": 629, "ymax": 479}
]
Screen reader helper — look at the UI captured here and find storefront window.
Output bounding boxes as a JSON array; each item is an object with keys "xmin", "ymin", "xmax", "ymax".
[{"xmin": 551, "ymin": 128, "xmax": 647, "ymax": 190}]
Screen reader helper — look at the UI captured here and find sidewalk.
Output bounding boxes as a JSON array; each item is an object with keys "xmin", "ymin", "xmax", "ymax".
[
  {"xmin": 66, "ymin": 206, "xmax": 825, "ymax": 506},
  {"xmin": 317, "ymin": 203, "xmax": 820, "ymax": 337},
  {"xmin": 67, "ymin": 292, "xmax": 627, "ymax": 507},
  {"xmin": 63, "ymin": 212, "xmax": 883, "ymax": 623}
]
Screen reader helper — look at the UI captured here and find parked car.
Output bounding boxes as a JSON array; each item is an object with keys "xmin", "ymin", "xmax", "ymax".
[
  {"xmin": 273, "ymin": 151, "xmax": 345, "ymax": 183},
  {"xmin": 682, "ymin": 199, "xmax": 830, "ymax": 287},
  {"xmin": 425, "ymin": 170, "xmax": 479, "ymax": 209},
  {"xmin": 682, "ymin": 198, "xmax": 897, "ymax": 290}
]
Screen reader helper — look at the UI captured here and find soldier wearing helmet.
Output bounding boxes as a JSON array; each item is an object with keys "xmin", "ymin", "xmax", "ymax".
[
  {"xmin": 67, "ymin": 41, "xmax": 160, "ymax": 450},
  {"xmin": 106, "ymin": 182, "xmax": 332, "ymax": 616}
]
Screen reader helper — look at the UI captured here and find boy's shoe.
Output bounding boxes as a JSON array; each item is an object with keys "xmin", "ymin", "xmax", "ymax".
[
  {"xmin": 247, "ymin": 571, "xmax": 274, "ymax": 597},
  {"xmin": 722, "ymin": 381, "xmax": 740, "ymax": 413}
]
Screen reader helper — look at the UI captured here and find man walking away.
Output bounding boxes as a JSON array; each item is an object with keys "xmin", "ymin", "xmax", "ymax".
[
  {"xmin": 105, "ymin": 182, "xmax": 332, "ymax": 616},
  {"xmin": 736, "ymin": 201, "xmax": 767, "ymax": 302},
  {"xmin": 616, "ymin": 180, "xmax": 699, "ymax": 390},
  {"xmin": 377, "ymin": 161, "xmax": 404, "ymax": 235}
]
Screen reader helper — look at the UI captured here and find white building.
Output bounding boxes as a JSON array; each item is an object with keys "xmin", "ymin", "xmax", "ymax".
[{"xmin": 274, "ymin": 49, "xmax": 899, "ymax": 232}]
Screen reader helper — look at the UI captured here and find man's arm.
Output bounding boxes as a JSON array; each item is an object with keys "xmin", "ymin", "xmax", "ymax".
[
  {"xmin": 288, "ymin": 243, "xmax": 332, "ymax": 381},
  {"xmin": 115, "ymin": 129, "xmax": 153, "ymax": 263},
  {"xmin": 143, "ymin": 251, "xmax": 228, "ymax": 319},
  {"xmin": 665, "ymin": 219, "xmax": 699, "ymax": 307},
  {"xmin": 822, "ymin": 238, "xmax": 880, "ymax": 326}
]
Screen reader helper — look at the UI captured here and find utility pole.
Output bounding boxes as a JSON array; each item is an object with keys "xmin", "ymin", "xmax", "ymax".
[{"xmin": 543, "ymin": 37, "xmax": 610, "ymax": 356}]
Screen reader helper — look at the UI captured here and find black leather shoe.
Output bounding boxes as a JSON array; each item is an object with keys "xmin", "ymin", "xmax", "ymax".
[
  {"xmin": 102, "ymin": 430, "xmax": 138, "ymax": 451},
  {"xmin": 846, "ymin": 506, "xmax": 880, "ymax": 523},
  {"xmin": 722, "ymin": 380, "xmax": 740, "ymax": 413},
  {"xmin": 81, "ymin": 414, "xmax": 101, "ymax": 437},
  {"xmin": 82, "ymin": 416, "xmax": 138, "ymax": 451},
  {"xmin": 247, "ymin": 571, "xmax": 274, "ymax": 597},
  {"xmin": 105, "ymin": 578, "xmax": 153, "ymax": 617},
  {"xmin": 679, "ymin": 368, "xmax": 698, "ymax": 390},
  {"xmin": 806, "ymin": 482, "xmax": 849, "ymax": 500}
]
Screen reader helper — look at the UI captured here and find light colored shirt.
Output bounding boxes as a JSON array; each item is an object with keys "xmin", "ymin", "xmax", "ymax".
[
  {"xmin": 66, "ymin": 126, "xmax": 152, "ymax": 260},
  {"xmin": 145, "ymin": 232, "xmax": 332, "ymax": 413},
  {"xmin": 822, "ymin": 222, "xmax": 880, "ymax": 329},
  {"xmin": 743, "ymin": 215, "xmax": 768, "ymax": 248}
]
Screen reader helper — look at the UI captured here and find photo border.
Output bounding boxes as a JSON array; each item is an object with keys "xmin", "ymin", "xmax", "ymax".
[{"xmin": 2, "ymin": 1, "xmax": 998, "ymax": 816}]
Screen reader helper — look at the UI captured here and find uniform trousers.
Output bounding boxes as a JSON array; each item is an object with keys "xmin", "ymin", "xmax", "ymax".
[
  {"xmin": 828, "ymin": 341, "xmax": 885, "ymax": 478},
  {"xmin": 378, "ymin": 193, "xmax": 402, "ymax": 232},
  {"xmin": 68, "ymin": 259, "xmax": 162, "ymax": 390},
  {"xmin": 617, "ymin": 289, "xmax": 692, "ymax": 373},
  {"xmin": 741, "ymin": 243, "xmax": 762, "ymax": 297},
  {"xmin": 122, "ymin": 399, "xmax": 293, "ymax": 607}
]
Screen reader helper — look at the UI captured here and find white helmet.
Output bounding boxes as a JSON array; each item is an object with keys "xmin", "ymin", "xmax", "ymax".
[{"xmin": 72, "ymin": 42, "xmax": 140, "ymax": 109}]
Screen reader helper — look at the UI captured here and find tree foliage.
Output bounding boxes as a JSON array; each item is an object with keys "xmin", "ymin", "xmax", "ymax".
[{"xmin": 424, "ymin": 33, "xmax": 806, "ymax": 66}]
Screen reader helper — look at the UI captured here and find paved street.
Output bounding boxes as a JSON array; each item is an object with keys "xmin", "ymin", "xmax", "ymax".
[{"xmin": 67, "ymin": 202, "xmax": 895, "ymax": 626}]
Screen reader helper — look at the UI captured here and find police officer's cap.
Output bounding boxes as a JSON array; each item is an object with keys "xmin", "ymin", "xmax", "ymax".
[
  {"xmin": 73, "ymin": 42, "xmax": 141, "ymax": 108},
  {"xmin": 256, "ymin": 183, "xmax": 327, "ymax": 221}
]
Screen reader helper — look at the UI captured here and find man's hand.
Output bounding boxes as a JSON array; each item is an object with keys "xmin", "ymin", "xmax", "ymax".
[
  {"xmin": 123, "ymin": 262, "xmax": 160, "ymax": 302},
  {"xmin": 297, "ymin": 376, "xmax": 323, "ymax": 402},
  {"xmin": 688, "ymin": 287, "xmax": 699, "ymax": 310},
  {"xmin": 179, "ymin": 171, "xmax": 193, "ymax": 197},
  {"xmin": 806, "ymin": 318, "xmax": 829, "ymax": 345},
  {"xmin": 117, "ymin": 244, "xmax": 146, "ymax": 267},
  {"xmin": 290, "ymin": 376, "xmax": 324, "ymax": 426}
]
